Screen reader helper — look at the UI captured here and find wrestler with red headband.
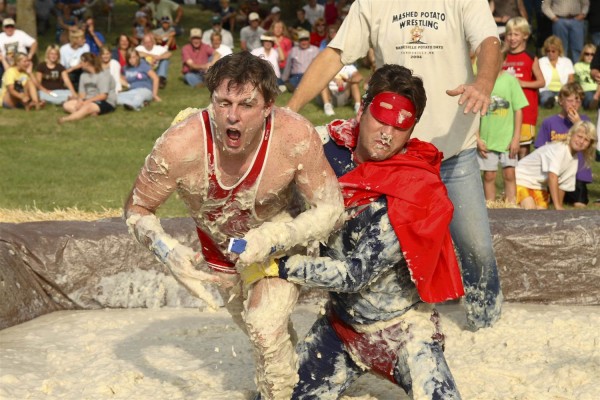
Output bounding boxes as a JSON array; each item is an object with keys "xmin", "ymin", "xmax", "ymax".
[{"xmin": 241, "ymin": 64, "xmax": 464, "ymax": 399}]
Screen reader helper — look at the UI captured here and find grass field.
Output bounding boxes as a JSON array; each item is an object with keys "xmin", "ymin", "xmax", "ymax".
[{"xmin": 0, "ymin": 2, "xmax": 598, "ymax": 220}]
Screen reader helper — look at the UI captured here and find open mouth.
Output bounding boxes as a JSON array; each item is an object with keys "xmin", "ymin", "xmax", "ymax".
[{"xmin": 225, "ymin": 128, "xmax": 242, "ymax": 147}]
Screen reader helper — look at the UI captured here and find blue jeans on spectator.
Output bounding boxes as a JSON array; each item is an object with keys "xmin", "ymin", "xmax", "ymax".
[
  {"xmin": 539, "ymin": 90, "xmax": 558, "ymax": 107},
  {"xmin": 183, "ymin": 71, "xmax": 206, "ymax": 86},
  {"xmin": 288, "ymin": 73, "xmax": 304, "ymax": 90},
  {"xmin": 440, "ymin": 148, "xmax": 503, "ymax": 330},
  {"xmin": 156, "ymin": 59, "xmax": 170, "ymax": 79},
  {"xmin": 552, "ymin": 18, "xmax": 585, "ymax": 62},
  {"xmin": 117, "ymin": 88, "xmax": 153, "ymax": 110},
  {"xmin": 38, "ymin": 89, "xmax": 71, "ymax": 105},
  {"xmin": 591, "ymin": 32, "xmax": 600, "ymax": 47}
]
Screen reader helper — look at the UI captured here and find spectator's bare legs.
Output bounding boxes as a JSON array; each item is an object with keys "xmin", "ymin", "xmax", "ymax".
[
  {"xmin": 60, "ymin": 99, "xmax": 100, "ymax": 123},
  {"xmin": 482, "ymin": 170, "xmax": 497, "ymax": 202},
  {"xmin": 503, "ymin": 166, "xmax": 517, "ymax": 204}
]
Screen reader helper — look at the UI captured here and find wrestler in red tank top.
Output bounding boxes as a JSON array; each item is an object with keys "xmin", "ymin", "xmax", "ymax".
[{"xmin": 196, "ymin": 110, "xmax": 273, "ymax": 273}]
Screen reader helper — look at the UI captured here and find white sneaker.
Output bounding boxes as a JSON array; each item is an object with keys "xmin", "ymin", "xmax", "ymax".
[
  {"xmin": 324, "ymin": 103, "xmax": 335, "ymax": 116},
  {"xmin": 278, "ymin": 84, "xmax": 287, "ymax": 93}
]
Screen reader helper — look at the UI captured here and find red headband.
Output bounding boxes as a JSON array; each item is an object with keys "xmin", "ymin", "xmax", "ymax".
[{"xmin": 368, "ymin": 92, "xmax": 417, "ymax": 130}]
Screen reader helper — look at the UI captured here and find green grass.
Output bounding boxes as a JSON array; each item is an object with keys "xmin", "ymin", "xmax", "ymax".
[{"xmin": 1, "ymin": 2, "xmax": 598, "ymax": 215}]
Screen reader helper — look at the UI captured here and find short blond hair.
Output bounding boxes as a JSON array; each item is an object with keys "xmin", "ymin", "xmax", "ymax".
[{"xmin": 505, "ymin": 17, "xmax": 530, "ymax": 37}]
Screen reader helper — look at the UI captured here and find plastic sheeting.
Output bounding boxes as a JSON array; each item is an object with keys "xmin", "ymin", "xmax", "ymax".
[{"xmin": 1, "ymin": 210, "xmax": 599, "ymax": 330}]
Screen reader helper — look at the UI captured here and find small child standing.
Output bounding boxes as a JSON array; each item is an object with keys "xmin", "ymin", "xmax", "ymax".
[
  {"xmin": 477, "ymin": 54, "xmax": 529, "ymax": 205},
  {"xmin": 534, "ymin": 83, "xmax": 592, "ymax": 207},
  {"xmin": 502, "ymin": 17, "xmax": 546, "ymax": 159},
  {"xmin": 516, "ymin": 121, "xmax": 597, "ymax": 209}
]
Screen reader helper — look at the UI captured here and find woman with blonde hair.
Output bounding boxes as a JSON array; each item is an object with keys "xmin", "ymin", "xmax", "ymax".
[
  {"xmin": 59, "ymin": 52, "xmax": 117, "ymax": 123},
  {"xmin": 1, "ymin": 53, "xmax": 44, "ymax": 110},
  {"xmin": 539, "ymin": 35, "xmax": 575, "ymax": 108},
  {"xmin": 574, "ymin": 43, "xmax": 597, "ymax": 110},
  {"xmin": 35, "ymin": 44, "xmax": 77, "ymax": 105},
  {"xmin": 100, "ymin": 46, "xmax": 122, "ymax": 93}
]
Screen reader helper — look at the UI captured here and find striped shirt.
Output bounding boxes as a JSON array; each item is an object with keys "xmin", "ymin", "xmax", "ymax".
[{"xmin": 281, "ymin": 44, "xmax": 319, "ymax": 81}]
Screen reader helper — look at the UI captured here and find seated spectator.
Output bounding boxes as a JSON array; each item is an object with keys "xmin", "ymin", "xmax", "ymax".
[
  {"xmin": 0, "ymin": 18, "xmax": 37, "ymax": 75},
  {"xmin": 135, "ymin": 33, "xmax": 171, "ymax": 89},
  {"xmin": 111, "ymin": 34, "xmax": 132, "ymax": 71},
  {"xmin": 516, "ymin": 121, "xmax": 597, "ymax": 210},
  {"xmin": 240, "ymin": 12, "xmax": 265, "ymax": 51},
  {"xmin": 1, "ymin": 53, "xmax": 43, "ymax": 110},
  {"xmin": 59, "ymin": 52, "xmax": 117, "ymax": 123},
  {"xmin": 534, "ymin": 82, "xmax": 593, "ymax": 208},
  {"xmin": 324, "ymin": 0, "xmax": 340, "ymax": 26},
  {"xmin": 574, "ymin": 43, "xmax": 598, "ymax": 110},
  {"xmin": 35, "ymin": 0, "xmax": 55, "ymax": 35},
  {"xmin": 83, "ymin": 16, "xmax": 106, "ymax": 56},
  {"xmin": 272, "ymin": 20, "xmax": 292, "ymax": 72},
  {"xmin": 202, "ymin": 15, "xmax": 234, "ymax": 50},
  {"xmin": 539, "ymin": 35, "xmax": 574, "ymax": 108},
  {"xmin": 309, "ymin": 17, "xmax": 327, "ymax": 47},
  {"xmin": 251, "ymin": 33, "xmax": 283, "ymax": 86},
  {"xmin": 153, "ymin": 16, "xmax": 177, "ymax": 51},
  {"xmin": 54, "ymin": 2, "xmax": 83, "ymax": 44},
  {"xmin": 217, "ymin": 0, "xmax": 236, "ymax": 32},
  {"xmin": 320, "ymin": 63, "xmax": 363, "ymax": 116},
  {"xmin": 281, "ymin": 29, "xmax": 319, "ymax": 91},
  {"xmin": 147, "ymin": 0, "xmax": 183, "ymax": 36},
  {"xmin": 235, "ymin": 1, "xmax": 250, "ymax": 31},
  {"xmin": 100, "ymin": 46, "xmax": 123, "ymax": 93},
  {"xmin": 303, "ymin": 0, "xmax": 325, "ymax": 26},
  {"xmin": 290, "ymin": 8, "xmax": 312, "ymax": 41},
  {"xmin": 181, "ymin": 28, "xmax": 218, "ymax": 88},
  {"xmin": 36, "ymin": 44, "xmax": 77, "ymax": 105},
  {"xmin": 262, "ymin": 6, "xmax": 281, "ymax": 31},
  {"xmin": 209, "ymin": 31, "xmax": 232, "ymax": 59},
  {"xmin": 319, "ymin": 23, "xmax": 338, "ymax": 50},
  {"xmin": 118, "ymin": 48, "xmax": 161, "ymax": 111},
  {"xmin": 132, "ymin": 10, "xmax": 154, "ymax": 46},
  {"xmin": 60, "ymin": 29, "xmax": 90, "ymax": 89}
]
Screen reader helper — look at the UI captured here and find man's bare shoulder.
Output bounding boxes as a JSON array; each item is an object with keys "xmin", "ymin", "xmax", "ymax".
[
  {"xmin": 272, "ymin": 107, "xmax": 321, "ymax": 158},
  {"xmin": 154, "ymin": 108, "xmax": 205, "ymax": 162}
]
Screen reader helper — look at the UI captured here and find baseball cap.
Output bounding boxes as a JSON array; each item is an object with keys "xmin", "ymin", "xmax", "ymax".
[
  {"xmin": 248, "ymin": 12, "xmax": 260, "ymax": 22},
  {"xmin": 3, "ymin": 18, "xmax": 15, "ymax": 28},
  {"xmin": 211, "ymin": 15, "xmax": 222, "ymax": 24},
  {"xmin": 190, "ymin": 28, "xmax": 202, "ymax": 38},
  {"xmin": 271, "ymin": 6, "xmax": 281, "ymax": 14},
  {"xmin": 260, "ymin": 34, "xmax": 275, "ymax": 42},
  {"xmin": 297, "ymin": 30, "xmax": 310, "ymax": 40},
  {"xmin": 368, "ymin": 92, "xmax": 417, "ymax": 130}
]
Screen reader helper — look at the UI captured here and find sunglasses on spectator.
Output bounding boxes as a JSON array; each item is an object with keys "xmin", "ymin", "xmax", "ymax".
[{"xmin": 584, "ymin": 52, "xmax": 595, "ymax": 56}]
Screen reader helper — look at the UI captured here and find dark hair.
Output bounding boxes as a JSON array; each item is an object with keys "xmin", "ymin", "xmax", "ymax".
[
  {"xmin": 80, "ymin": 52, "xmax": 102, "ymax": 73},
  {"xmin": 205, "ymin": 51, "xmax": 279, "ymax": 105},
  {"xmin": 363, "ymin": 64, "xmax": 427, "ymax": 121}
]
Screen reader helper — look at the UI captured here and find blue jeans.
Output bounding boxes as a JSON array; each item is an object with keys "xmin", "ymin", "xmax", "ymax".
[
  {"xmin": 539, "ymin": 90, "xmax": 558, "ymax": 107},
  {"xmin": 291, "ymin": 310, "xmax": 461, "ymax": 399},
  {"xmin": 183, "ymin": 71, "xmax": 205, "ymax": 86},
  {"xmin": 440, "ymin": 148, "xmax": 503, "ymax": 330},
  {"xmin": 38, "ymin": 89, "xmax": 71, "ymax": 105},
  {"xmin": 156, "ymin": 59, "xmax": 170, "ymax": 79},
  {"xmin": 117, "ymin": 88, "xmax": 153, "ymax": 110},
  {"xmin": 552, "ymin": 18, "xmax": 585, "ymax": 63},
  {"xmin": 288, "ymin": 74, "xmax": 304, "ymax": 90}
]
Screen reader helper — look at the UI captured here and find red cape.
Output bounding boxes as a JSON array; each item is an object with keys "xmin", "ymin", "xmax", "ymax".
[{"xmin": 338, "ymin": 139, "xmax": 464, "ymax": 303}]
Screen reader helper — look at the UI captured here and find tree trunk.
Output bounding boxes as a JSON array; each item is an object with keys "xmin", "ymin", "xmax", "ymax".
[{"xmin": 16, "ymin": 0, "xmax": 37, "ymax": 38}]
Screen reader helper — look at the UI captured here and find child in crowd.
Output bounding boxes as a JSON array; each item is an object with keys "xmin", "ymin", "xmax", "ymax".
[
  {"xmin": 477, "ymin": 50, "xmax": 529, "ymax": 204},
  {"xmin": 36, "ymin": 44, "xmax": 77, "ymax": 105},
  {"xmin": 1, "ymin": 53, "xmax": 44, "ymax": 110},
  {"xmin": 516, "ymin": 121, "xmax": 597, "ymax": 210},
  {"xmin": 503, "ymin": 17, "xmax": 545, "ymax": 158},
  {"xmin": 534, "ymin": 83, "xmax": 593, "ymax": 207},
  {"xmin": 574, "ymin": 43, "xmax": 598, "ymax": 110}
]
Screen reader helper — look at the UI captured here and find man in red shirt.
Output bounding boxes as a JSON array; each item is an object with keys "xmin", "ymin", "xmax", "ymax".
[{"xmin": 181, "ymin": 28, "xmax": 219, "ymax": 87}]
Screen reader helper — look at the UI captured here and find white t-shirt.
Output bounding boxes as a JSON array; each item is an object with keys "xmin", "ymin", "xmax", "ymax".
[
  {"xmin": 106, "ymin": 58, "xmax": 122, "ymax": 93},
  {"xmin": 213, "ymin": 44, "xmax": 232, "ymax": 58},
  {"xmin": 516, "ymin": 142, "xmax": 578, "ymax": 192},
  {"xmin": 329, "ymin": 0, "xmax": 498, "ymax": 159},
  {"xmin": 0, "ymin": 30, "xmax": 36, "ymax": 57},
  {"xmin": 135, "ymin": 44, "xmax": 168, "ymax": 58},
  {"xmin": 251, "ymin": 47, "xmax": 281, "ymax": 78},
  {"xmin": 303, "ymin": 4, "xmax": 325, "ymax": 25},
  {"xmin": 327, "ymin": 64, "xmax": 358, "ymax": 94},
  {"xmin": 59, "ymin": 43, "xmax": 91, "ymax": 68},
  {"xmin": 202, "ymin": 29, "xmax": 234, "ymax": 50}
]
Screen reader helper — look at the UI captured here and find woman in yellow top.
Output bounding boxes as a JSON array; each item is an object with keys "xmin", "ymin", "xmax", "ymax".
[
  {"xmin": 539, "ymin": 35, "xmax": 575, "ymax": 109},
  {"xmin": 1, "ymin": 52, "xmax": 44, "ymax": 110}
]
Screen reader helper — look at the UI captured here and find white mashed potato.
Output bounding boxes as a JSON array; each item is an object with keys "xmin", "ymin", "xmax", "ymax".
[{"xmin": 0, "ymin": 303, "xmax": 598, "ymax": 399}]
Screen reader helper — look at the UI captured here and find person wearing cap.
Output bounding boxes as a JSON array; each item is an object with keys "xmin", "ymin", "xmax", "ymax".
[
  {"xmin": 147, "ymin": 0, "xmax": 184, "ymax": 36},
  {"xmin": 261, "ymin": 5, "xmax": 281, "ymax": 31},
  {"xmin": 251, "ymin": 33, "xmax": 283, "ymax": 84},
  {"xmin": 0, "ymin": 18, "xmax": 38, "ymax": 74},
  {"xmin": 241, "ymin": 64, "xmax": 463, "ymax": 399},
  {"xmin": 153, "ymin": 16, "xmax": 177, "ymax": 51},
  {"xmin": 181, "ymin": 28, "xmax": 218, "ymax": 87},
  {"xmin": 202, "ymin": 15, "xmax": 234, "ymax": 50},
  {"xmin": 135, "ymin": 32, "xmax": 172, "ymax": 89},
  {"xmin": 240, "ymin": 11, "xmax": 266, "ymax": 52},
  {"xmin": 281, "ymin": 29, "xmax": 319, "ymax": 91}
]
